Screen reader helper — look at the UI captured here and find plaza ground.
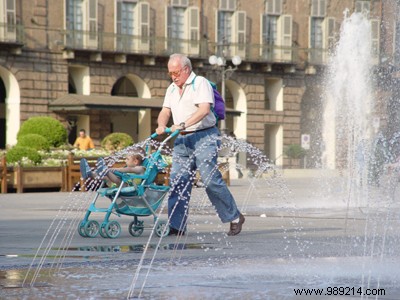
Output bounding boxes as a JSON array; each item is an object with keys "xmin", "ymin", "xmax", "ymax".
[{"xmin": 1, "ymin": 170, "xmax": 400, "ymax": 299}]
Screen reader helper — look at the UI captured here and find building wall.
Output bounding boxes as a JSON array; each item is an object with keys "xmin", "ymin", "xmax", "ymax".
[{"xmin": 1, "ymin": 0, "xmax": 391, "ymax": 169}]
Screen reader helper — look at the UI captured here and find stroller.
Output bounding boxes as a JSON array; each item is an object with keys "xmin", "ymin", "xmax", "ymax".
[{"xmin": 77, "ymin": 129, "xmax": 179, "ymax": 239}]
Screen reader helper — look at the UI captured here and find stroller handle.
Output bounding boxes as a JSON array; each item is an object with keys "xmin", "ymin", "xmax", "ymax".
[{"xmin": 150, "ymin": 127, "xmax": 180, "ymax": 139}]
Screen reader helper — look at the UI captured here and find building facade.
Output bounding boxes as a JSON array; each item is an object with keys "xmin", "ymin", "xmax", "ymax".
[{"xmin": 0, "ymin": 0, "xmax": 393, "ymax": 168}]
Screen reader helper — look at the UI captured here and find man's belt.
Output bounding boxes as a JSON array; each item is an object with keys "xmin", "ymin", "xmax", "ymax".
[{"xmin": 179, "ymin": 126, "xmax": 215, "ymax": 136}]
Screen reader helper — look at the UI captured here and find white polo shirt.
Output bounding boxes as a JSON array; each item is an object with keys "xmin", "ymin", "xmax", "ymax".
[{"xmin": 163, "ymin": 71, "xmax": 217, "ymax": 131}]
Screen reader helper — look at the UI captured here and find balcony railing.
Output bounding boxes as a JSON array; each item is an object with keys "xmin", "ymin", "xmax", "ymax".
[
  {"xmin": 60, "ymin": 29, "xmax": 333, "ymax": 66},
  {"xmin": 0, "ymin": 22, "xmax": 24, "ymax": 45}
]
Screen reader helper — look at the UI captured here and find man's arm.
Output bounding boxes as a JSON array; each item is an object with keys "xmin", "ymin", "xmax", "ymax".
[
  {"xmin": 88, "ymin": 137, "xmax": 95, "ymax": 149},
  {"xmin": 156, "ymin": 107, "xmax": 171, "ymax": 134},
  {"xmin": 73, "ymin": 138, "xmax": 80, "ymax": 148}
]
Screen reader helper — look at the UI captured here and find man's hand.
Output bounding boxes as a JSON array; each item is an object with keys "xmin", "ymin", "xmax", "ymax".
[
  {"xmin": 156, "ymin": 126, "xmax": 166, "ymax": 135},
  {"xmin": 171, "ymin": 124, "xmax": 183, "ymax": 132}
]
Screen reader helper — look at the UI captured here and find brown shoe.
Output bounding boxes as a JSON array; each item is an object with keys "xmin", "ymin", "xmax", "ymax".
[
  {"xmin": 168, "ymin": 227, "xmax": 185, "ymax": 236},
  {"xmin": 227, "ymin": 213, "xmax": 245, "ymax": 236}
]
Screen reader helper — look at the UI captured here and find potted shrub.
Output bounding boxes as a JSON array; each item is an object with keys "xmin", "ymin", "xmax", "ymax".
[
  {"xmin": 101, "ymin": 132, "xmax": 134, "ymax": 151},
  {"xmin": 284, "ymin": 144, "xmax": 306, "ymax": 168}
]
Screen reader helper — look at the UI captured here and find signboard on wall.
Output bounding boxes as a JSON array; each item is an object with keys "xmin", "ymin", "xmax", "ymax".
[{"xmin": 301, "ymin": 134, "xmax": 310, "ymax": 150}]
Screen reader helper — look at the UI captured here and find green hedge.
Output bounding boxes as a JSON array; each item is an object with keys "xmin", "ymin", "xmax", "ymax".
[
  {"xmin": 17, "ymin": 116, "xmax": 67, "ymax": 147},
  {"xmin": 6, "ymin": 146, "xmax": 42, "ymax": 165},
  {"xmin": 17, "ymin": 133, "xmax": 51, "ymax": 151},
  {"xmin": 101, "ymin": 132, "xmax": 133, "ymax": 151}
]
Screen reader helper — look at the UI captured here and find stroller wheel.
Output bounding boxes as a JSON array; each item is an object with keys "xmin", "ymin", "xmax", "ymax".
[
  {"xmin": 105, "ymin": 221, "xmax": 121, "ymax": 239},
  {"xmin": 154, "ymin": 220, "xmax": 170, "ymax": 237},
  {"xmin": 78, "ymin": 221, "xmax": 87, "ymax": 237},
  {"xmin": 84, "ymin": 220, "xmax": 100, "ymax": 238},
  {"xmin": 99, "ymin": 224, "xmax": 108, "ymax": 238},
  {"xmin": 128, "ymin": 221, "xmax": 144, "ymax": 237}
]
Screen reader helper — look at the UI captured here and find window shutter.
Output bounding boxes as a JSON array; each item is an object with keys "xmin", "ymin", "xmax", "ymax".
[
  {"xmin": 220, "ymin": 0, "xmax": 227, "ymax": 10},
  {"xmin": 166, "ymin": 6, "xmax": 174, "ymax": 52},
  {"xmin": 219, "ymin": 0, "xmax": 235, "ymax": 11},
  {"xmin": 228, "ymin": 0, "xmax": 236, "ymax": 11},
  {"xmin": 276, "ymin": 14, "xmax": 292, "ymax": 61},
  {"xmin": 172, "ymin": 0, "xmax": 188, "ymax": 7},
  {"xmin": 137, "ymin": 1, "xmax": 150, "ymax": 51},
  {"xmin": 355, "ymin": 1, "xmax": 370, "ymax": 13},
  {"xmin": 216, "ymin": 10, "xmax": 224, "ymax": 43},
  {"xmin": 311, "ymin": 0, "xmax": 326, "ymax": 17},
  {"xmin": 322, "ymin": 17, "xmax": 335, "ymax": 63},
  {"xmin": 311, "ymin": 0, "xmax": 319, "ymax": 16},
  {"xmin": 6, "ymin": 0, "xmax": 15, "ymax": 27},
  {"xmin": 394, "ymin": 21, "xmax": 400, "ymax": 64},
  {"xmin": 116, "ymin": 2, "xmax": 122, "ymax": 33},
  {"xmin": 266, "ymin": 0, "xmax": 273, "ymax": 13},
  {"xmin": 266, "ymin": 0, "xmax": 282, "ymax": 15},
  {"xmin": 260, "ymin": 13, "xmax": 271, "ymax": 58},
  {"xmin": 370, "ymin": 19, "xmax": 380, "ymax": 63},
  {"xmin": 261, "ymin": 14, "xmax": 270, "ymax": 44},
  {"xmin": 185, "ymin": 6, "xmax": 199, "ymax": 55},
  {"xmin": 232, "ymin": 10, "xmax": 246, "ymax": 57},
  {"xmin": 319, "ymin": 0, "xmax": 326, "ymax": 16},
  {"xmin": 87, "ymin": 0, "xmax": 98, "ymax": 48},
  {"xmin": 1, "ymin": 0, "xmax": 16, "ymax": 40}
]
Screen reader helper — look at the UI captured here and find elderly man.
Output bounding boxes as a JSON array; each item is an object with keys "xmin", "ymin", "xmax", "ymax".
[{"xmin": 156, "ymin": 53, "xmax": 245, "ymax": 236}]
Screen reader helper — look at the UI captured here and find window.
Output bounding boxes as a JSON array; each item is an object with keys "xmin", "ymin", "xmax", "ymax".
[
  {"xmin": 262, "ymin": 15, "xmax": 277, "ymax": 60},
  {"xmin": 216, "ymin": 0, "xmax": 246, "ymax": 57},
  {"xmin": 261, "ymin": 0, "xmax": 292, "ymax": 62},
  {"xmin": 166, "ymin": 3, "xmax": 199, "ymax": 55},
  {"xmin": 116, "ymin": 1, "xmax": 149, "ymax": 52},
  {"xmin": 66, "ymin": 0, "xmax": 98, "ymax": 49},
  {"xmin": 355, "ymin": 1, "xmax": 370, "ymax": 14},
  {"xmin": 219, "ymin": 0, "xmax": 236, "ymax": 11},
  {"xmin": 262, "ymin": 15, "xmax": 292, "ymax": 61},
  {"xmin": 266, "ymin": 0, "xmax": 282, "ymax": 15},
  {"xmin": 0, "ymin": 0, "xmax": 16, "ymax": 41},
  {"xmin": 311, "ymin": 0, "xmax": 326, "ymax": 17},
  {"xmin": 172, "ymin": 0, "xmax": 188, "ymax": 7},
  {"xmin": 309, "ymin": 0, "xmax": 335, "ymax": 64}
]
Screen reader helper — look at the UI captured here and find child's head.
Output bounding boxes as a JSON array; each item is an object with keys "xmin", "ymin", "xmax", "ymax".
[{"xmin": 125, "ymin": 147, "xmax": 145, "ymax": 167}]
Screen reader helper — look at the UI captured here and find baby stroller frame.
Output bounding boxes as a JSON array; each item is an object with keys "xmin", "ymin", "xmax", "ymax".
[{"xmin": 77, "ymin": 128, "xmax": 179, "ymax": 239}]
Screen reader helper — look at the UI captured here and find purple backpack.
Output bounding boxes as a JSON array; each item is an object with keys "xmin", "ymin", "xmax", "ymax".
[{"xmin": 193, "ymin": 76, "xmax": 225, "ymax": 121}]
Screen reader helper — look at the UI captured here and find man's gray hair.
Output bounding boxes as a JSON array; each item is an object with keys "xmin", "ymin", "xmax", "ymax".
[{"xmin": 169, "ymin": 53, "xmax": 192, "ymax": 71}]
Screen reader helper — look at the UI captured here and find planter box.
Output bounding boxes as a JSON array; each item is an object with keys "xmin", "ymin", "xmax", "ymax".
[
  {"xmin": 0, "ymin": 154, "xmax": 230, "ymax": 194},
  {"xmin": 8, "ymin": 166, "xmax": 65, "ymax": 193}
]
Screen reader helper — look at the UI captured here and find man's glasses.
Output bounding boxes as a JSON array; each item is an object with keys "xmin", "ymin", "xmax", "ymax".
[{"xmin": 167, "ymin": 66, "xmax": 186, "ymax": 77}]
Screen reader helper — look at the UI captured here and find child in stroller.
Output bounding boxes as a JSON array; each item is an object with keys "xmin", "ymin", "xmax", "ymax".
[
  {"xmin": 77, "ymin": 130, "xmax": 177, "ymax": 239},
  {"xmin": 80, "ymin": 147, "xmax": 146, "ymax": 189}
]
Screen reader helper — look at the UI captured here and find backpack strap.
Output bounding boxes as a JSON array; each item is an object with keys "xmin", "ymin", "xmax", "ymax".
[{"xmin": 191, "ymin": 75, "xmax": 219, "ymax": 124}]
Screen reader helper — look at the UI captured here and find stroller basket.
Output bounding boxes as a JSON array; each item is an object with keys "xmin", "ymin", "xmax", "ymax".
[{"xmin": 115, "ymin": 185, "xmax": 169, "ymax": 216}]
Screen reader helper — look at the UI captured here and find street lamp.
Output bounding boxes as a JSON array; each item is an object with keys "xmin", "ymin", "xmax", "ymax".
[{"xmin": 208, "ymin": 54, "xmax": 242, "ymax": 134}]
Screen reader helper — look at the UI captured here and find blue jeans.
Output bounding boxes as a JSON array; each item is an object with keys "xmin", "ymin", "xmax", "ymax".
[{"xmin": 168, "ymin": 127, "xmax": 240, "ymax": 231}]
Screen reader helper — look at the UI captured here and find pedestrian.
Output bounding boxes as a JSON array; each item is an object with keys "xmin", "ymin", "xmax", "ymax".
[
  {"xmin": 229, "ymin": 132, "xmax": 244, "ymax": 179},
  {"xmin": 73, "ymin": 129, "xmax": 95, "ymax": 150},
  {"xmin": 155, "ymin": 53, "xmax": 245, "ymax": 236}
]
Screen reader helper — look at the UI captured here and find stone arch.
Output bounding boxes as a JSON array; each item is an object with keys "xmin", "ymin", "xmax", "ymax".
[
  {"xmin": 225, "ymin": 79, "xmax": 247, "ymax": 140},
  {"xmin": 110, "ymin": 74, "xmax": 152, "ymax": 141},
  {"xmin": 0, "ymin": 66, "xmax": 20, "ymax": 147}
]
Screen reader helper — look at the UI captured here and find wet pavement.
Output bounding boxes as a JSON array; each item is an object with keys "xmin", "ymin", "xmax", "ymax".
[{"xmin": 1, "ymin": 171, "xmax": 400, "ymax": 299}]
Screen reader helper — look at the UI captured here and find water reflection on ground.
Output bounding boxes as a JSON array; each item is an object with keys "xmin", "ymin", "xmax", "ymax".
[{"xmin": 1, "ymin": 256, "xmax": 400, "ymax": 299}]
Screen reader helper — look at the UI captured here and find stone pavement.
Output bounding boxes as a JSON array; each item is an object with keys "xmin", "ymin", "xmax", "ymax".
[{"xmin": 1, "ymin": 170, "xmax": 400, "ymax": 299}]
